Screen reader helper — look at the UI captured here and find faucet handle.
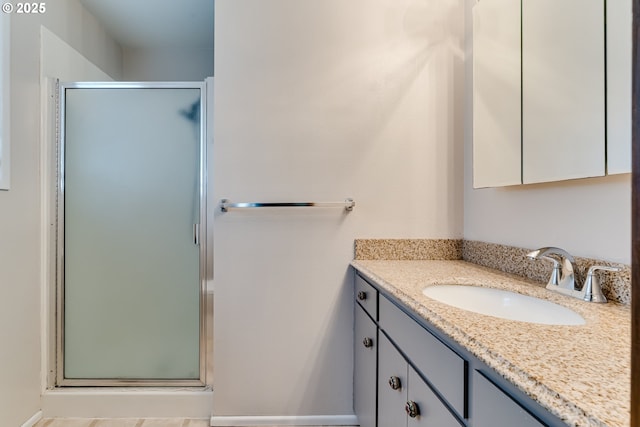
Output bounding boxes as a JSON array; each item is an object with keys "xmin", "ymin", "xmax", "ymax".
[
  {"xmin": 582, "ymin": 265, "xmax": 622, "ymax": 303},
  {"xmin": 542, "ymin": 257, "xmax": 562, "ymax": 287},
  {"xmin": 587, "ymin": 265, "xmax": 621, "ymax": 274},
  {"xmin": 527, "ymin": 247, "xmax": 574, "ymax": 289}
]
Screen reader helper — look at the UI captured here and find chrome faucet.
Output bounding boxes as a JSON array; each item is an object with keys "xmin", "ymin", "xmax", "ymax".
[
  {"xmin": 526, "ymin": 247, "xmax": 577, "ymax": 294},
  {"xmin": 527, "ymin": 247, "xmax": 621, "ymax": 303}
]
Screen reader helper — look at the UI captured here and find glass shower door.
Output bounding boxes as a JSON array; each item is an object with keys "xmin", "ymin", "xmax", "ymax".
[{"xmin": 59, "ymin": 83, "xmax": 205, "ymax": 385}]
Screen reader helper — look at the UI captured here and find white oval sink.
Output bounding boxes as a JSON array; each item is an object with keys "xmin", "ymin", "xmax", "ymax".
[{"xmin": 422, "ymin": 285, "xmax": 585, "ymax": 325}]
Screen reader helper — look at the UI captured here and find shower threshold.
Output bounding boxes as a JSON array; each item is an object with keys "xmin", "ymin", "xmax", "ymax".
[{"xmin": 41, "ymin": 387, "xmax": 213, "ymax": 419}]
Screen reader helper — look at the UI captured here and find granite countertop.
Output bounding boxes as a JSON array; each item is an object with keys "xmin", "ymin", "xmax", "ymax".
[{"xmin": 351, "ymin": 259, "xmax": 631, "ymax": 427}]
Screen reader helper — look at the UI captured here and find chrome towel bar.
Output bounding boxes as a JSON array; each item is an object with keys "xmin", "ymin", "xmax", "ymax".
[{"xmin": 220, "ymin": 198, "xmax": 355, "ymax": 212}]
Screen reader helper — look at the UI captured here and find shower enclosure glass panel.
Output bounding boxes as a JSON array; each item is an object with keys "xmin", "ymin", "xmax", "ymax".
[{"xmin": 61, "ymin": 85, "xmax": 204, "ymax": 383}]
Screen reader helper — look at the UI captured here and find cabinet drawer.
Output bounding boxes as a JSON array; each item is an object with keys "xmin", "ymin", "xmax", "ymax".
[
  {"xmin": 355, "ymin": 274, "xmax": 378, "ymax": 320},
  {"xmin": 379, "ymin": 295, "xmax": 466, "ymax": 418},
  {"xmin": 472, "ymin": 370, "xmax": 545, "ymax": 427}
]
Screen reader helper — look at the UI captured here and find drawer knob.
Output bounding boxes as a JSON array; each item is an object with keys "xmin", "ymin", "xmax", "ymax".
[
  {"xmin": 388, "ymin": 376, "xmax": 401, "ymax": 390},
  {"xmin": 357, "ymin": 291, "xmax": 367, "ymax": 301},
  {"xmin": 405, "ymin": 400, "xmax": 420, "ymax": 418},
  {"xmin": 362, "ymin": 337, "xmax": 373, "ymax": 348}
]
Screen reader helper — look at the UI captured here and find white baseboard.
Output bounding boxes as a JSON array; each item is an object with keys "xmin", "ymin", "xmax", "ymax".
[
  {"xmin": 42, "ymin": 389, "xmax": 213, "ymax": 418},
  {"xmin": 21, "ymin": 411, "xmax": 43, "ymax": 427},
  {"xmin": 210, "ymin": 414, "xmax": 358, "ymax": 426}
]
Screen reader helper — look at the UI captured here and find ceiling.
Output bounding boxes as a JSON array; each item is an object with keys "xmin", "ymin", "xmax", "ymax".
[{"xmin": 79, "ymin": 0, "xmax": 214, "ymax": 49}]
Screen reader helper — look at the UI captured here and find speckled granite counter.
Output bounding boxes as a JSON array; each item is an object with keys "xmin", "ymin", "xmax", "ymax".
[{"xmin": 351, "ymin": 259, "xmax": 631, "ymax": 427}]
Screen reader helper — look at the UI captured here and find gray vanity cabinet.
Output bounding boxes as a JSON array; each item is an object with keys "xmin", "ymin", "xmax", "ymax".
[
  {"xmin": 472, "ymin": 370, "xmax": 545, "ymax": 427},
  {"xmin": 353, "ymin": 272, "xmax": 565, "ymax": 427},
  {"xmin": 378, "ymin": 332, "xmax": 461, "ymax": 427}
]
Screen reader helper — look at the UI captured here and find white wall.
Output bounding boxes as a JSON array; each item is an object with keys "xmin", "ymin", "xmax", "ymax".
[
  {"xmin": 464, "ymin": 174, "xmax": 631, "ymax": 263},
  {"xmin": 213, "ymin": 0, "xmax": 464, "ymax": 419},
  {"xmin": 462, "ymin": 0, "xmax": 631, "ymax": 264},
  {"xmin": 41, "ymin": 27, "xmax": 113, "ymax": 83},
  {"xmin": 0, "ymin": 5, "xmax": 121, "ymax": 425},
  {"xmin": 123, "ymin": 47, "xmax": 213, "ymax": 81}
]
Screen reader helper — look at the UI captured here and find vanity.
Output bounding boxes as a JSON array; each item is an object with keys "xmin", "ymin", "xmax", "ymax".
[{"xmin": 352, "ymin": 259, "xmax": 630, "ymax": 427}]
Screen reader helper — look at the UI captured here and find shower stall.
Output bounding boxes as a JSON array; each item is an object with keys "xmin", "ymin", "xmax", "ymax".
[{"xmin": 55, "ymin": 82, "xmax": 208, "ymax": 387}]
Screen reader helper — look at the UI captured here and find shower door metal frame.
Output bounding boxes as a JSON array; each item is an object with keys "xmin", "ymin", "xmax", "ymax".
[{"xmin": 55, "ymin": 81, "xmax": 208, "ymax": 387}]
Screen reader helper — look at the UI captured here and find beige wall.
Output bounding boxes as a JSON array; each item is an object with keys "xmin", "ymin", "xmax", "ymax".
[
  {"xmin": 462, "ymin": 0, "xmax": 631, "ymax": 264},
  {"xmin": 213, "ymin": 0, "xmax": 464, "ymax": 419},
  {"xmin": 0, "ymin": 4, "xmax": 121, "ymax": 425}
]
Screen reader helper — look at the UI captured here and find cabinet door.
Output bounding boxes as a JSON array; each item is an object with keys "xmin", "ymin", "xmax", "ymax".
[
  {"xmin": 522, "ymin": 0, "xmax": 605, "ymax": 183},
  {"xmin": 472, "ymin": 0, "xmax": 522, "ymax": 188},
  {"xmin": 472, "ymin": 370, "xmax": 545, "ymax": 427},
  {"xmin": 379, "ymin": 296, "xmax": 466, "ymax": 418},
  {"xmin": 354, "ymin": 305, "xmax": 377, "ymax": 427},
  {"xmin": 607, "ymin": 0, "xmax": 632, "ymax": 174},
  {"xmin": 407, "ymin": 367, "xmax": 462, "ymax": 427},
  {"xmin": 378, "ymin": 332, "xmax": 462, "ymax": 427},
  {"xmin": 378, "ymin": 333, "xmax": 408, "ymax": 427}
]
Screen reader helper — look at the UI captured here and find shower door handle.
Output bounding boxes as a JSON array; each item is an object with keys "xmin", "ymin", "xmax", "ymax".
[{"xmin": 193, "ymin": 224, "xmax": 200, "ymax": 246}]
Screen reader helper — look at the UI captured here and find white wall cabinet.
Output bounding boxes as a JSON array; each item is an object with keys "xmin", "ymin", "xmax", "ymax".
[
  {"xmin": 522, "ymin": 0, "xmax": 605, "ymax": 184},
  {"xmin": 473, "ymin": 0, "xmax": 630, "ymax": 187},
  {"xmin": 607, "ymin": 0, "xmax": 632, "ymax": 174},
  {"xmin": 472, "ymin": 0, "xmax": 521, "ymax": 188}
]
